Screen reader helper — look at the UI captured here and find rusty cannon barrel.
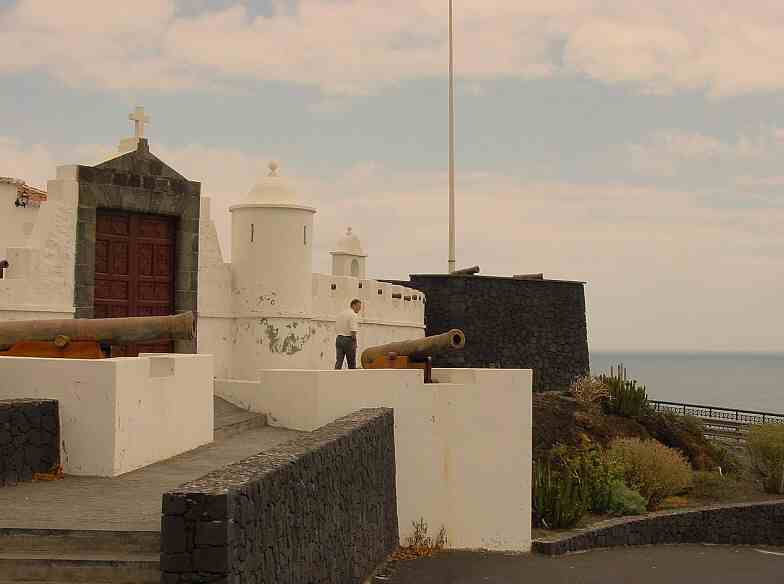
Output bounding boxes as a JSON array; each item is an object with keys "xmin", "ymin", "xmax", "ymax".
[
  {"xmin": 360, "ymin": 329, "xmax": 466, "ymax": 369},
  {"xmin": 0, "ymin": 312, "xmax": 195, "ymax": 351}
]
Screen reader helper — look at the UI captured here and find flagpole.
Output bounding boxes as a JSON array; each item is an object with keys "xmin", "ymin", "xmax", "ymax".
[{"xmin": 448, "ymin": 0, "xmax": 456, "ymax": 274}]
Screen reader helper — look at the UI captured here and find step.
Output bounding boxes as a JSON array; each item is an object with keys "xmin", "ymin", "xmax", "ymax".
[
  {"xmin": 0, "ymin": 555, "xmax": 159, "ymax": 583},
  {"xmin": 213, "ymin": 396, "xmax": 267, "ymax": 441},
  {"xmin": 0, "ymin": 529, "xmax": 160, "ymax": 555},
  {"xmin": 214, "ymin": 411, "xmax": 268, "ymax": 441}
]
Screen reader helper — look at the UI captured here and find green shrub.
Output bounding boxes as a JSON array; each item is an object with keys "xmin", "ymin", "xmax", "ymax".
[
  {"xmin": 607, "ymin": 481, "xmax": 647, "ymax": 516},
  {"xmin": 640, "ymin": 411, "xmax": 731, "ymax": 472},
  {"xmin": 551, "ymin": 444, "xmax": 624, "ymax": 514},
  {"xmin": 747, "ymin": 424, "xmax": 784, "ymax": 494},
  {"xmin": 609, "ymin": 437, "xmax": 693, "ymax": 510},
  {"xmin": 690, "ymin": 471, "xmax": 741, "ymax": 501},
  {"xmin": 598, "ymin": 364, "xmax": 650, "ymax": 419},
  {"xmin": 532, "ymin": 458, "xmax": 588, "ymax": 529}
]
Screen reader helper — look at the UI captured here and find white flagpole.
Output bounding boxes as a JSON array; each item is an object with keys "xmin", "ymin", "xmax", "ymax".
[{"xmin": 448, "ymin": 0, "xmax": 456, "ymax": 274}]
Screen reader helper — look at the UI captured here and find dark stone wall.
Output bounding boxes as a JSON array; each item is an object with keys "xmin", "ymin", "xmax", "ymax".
[
  {"xmin": 73, "ymin": 139, "xmax": 200, "ymax": 353},
  {"xmin": 161, "ymin": 408, "xmax": 398, "ymax": 584},
  {"xmin": 533, "ymin": 500, "xmax": 784, "ymax": 555},
  {"xmin": 390, "ymin": 274, "xmax": 589, "ymax": 391},
  {"xmin": 0, "ymin": 399, "xmax": 59, "ymax": 487}
]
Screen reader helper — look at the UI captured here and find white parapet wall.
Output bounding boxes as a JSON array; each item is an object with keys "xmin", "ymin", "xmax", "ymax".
[
  {"xmin": 216, "ymin": 367, "xmax": 532, "ymax": 552},
  {"xmin": 0, "ymin": 353, "xmax": 214, "ymax": 477}
]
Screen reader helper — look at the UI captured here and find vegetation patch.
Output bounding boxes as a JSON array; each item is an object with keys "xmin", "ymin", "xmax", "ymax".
[{"xmin": 533, "ymin": 365, "xmax": 784, "ymax": 534}]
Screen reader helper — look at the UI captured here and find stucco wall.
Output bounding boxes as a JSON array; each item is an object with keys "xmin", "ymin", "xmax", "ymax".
[
  {"xmin": 0, "ymin": 182, "xmax": 42, "ymax": 257},
  {"xmin": 391, "ymin": 274, "xmax": 589, "ymax": 391},
  {"xmin": 0, "ymin": 354, "xmax": 213, "ymax": 476},
  {"xmin": 161, "ymin": 408, "xmax": 398, "ymax": 584},
  {"xmin": 0, "ymin": 170, "xmax": 78, "ymax": 319},
  {"xmin": 216, "ymin": 367, "xmax": 532, "ymax": 552}
]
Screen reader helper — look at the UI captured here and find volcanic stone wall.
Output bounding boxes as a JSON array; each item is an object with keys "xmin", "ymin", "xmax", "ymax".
[
  {"xmin": 390, "ymin": 274, "xmax": 589, "ymax": 391},
  {"xmin": 161, "ymin": 408, "xmax": 398, "ymax": 584},
  {"xmin": 533, "ymin": 500, "xmax": 784, "ymax": 555},
  {"xmin": 0, "ymin": 399, "xmax": 59, "ymax": 487}
]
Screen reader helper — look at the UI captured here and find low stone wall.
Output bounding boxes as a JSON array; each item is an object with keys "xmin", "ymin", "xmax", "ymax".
[
  {"xmin": 161, "ymin": 408, "xmax": 398, "ymax": 584},
  {"xmin": 0, "ymin": 399, "xmax": 59, "ymax": 487},
  {"xmin": 533, "ymin": 500, "xmax": 784, "ymax": 555}
]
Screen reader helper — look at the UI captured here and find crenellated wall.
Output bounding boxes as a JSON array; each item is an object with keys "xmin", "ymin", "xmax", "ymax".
[{"xmin": 197, "ymin": 196, "xmax": 425, "ymax": 379}]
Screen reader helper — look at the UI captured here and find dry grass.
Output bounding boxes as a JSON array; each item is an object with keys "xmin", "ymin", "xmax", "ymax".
[
  {"xmin": 392, "ymin": 518, "xmax": 448, "ymax": 560},
  {"xmin": 569, "ymin": 376, "xmax": 609, "ymax": 405}
]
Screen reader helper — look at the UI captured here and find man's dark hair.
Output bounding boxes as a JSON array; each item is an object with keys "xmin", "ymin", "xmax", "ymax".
[{"xmin": 350, "ymin": 298, "xmax": 362, "ymax": 308}]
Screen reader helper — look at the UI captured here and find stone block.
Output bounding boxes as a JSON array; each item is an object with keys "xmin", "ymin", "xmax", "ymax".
[
  {"xmin": 161, "ymin": 553, "xmax": 193, "ymax": 573},
  {"xmin": 196, "ymin": 521, "xmax": 228, "ymax": 547}
]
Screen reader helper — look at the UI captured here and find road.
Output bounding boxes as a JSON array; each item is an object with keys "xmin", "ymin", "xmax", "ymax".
[{"xmin": 377, "ymin": 544, "xmax": 784, "ymax": 584}]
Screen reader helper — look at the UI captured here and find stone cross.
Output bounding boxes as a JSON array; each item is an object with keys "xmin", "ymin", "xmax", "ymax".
[{"xmin": 128, "ymin": 106, "xmax": 151, "ymax": 139}]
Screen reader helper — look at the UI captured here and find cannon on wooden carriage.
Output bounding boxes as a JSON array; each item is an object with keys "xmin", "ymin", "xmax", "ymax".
[
  {"xmin": 0, "ymin": 312, "xmax": 195, "ymax": 359},
  {"xmin": 360, "ymin": 329, "xmax": 466, "ymax": 383}
]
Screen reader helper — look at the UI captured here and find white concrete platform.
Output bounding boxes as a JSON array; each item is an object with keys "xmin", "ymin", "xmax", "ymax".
[
  {"xmin": 216, "ymin": 367, "xmax": 533, "ymax": 553},
  {"xmin": 0, "ymin": 353, "xmax": 214, "ymax": 477}
]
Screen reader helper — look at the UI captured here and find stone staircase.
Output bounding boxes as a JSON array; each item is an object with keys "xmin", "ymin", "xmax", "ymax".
[
  {"xmin": 0, "ymin": 529, "xmax": 160, "ymax": 583},
  {"xmin": 0, "ymin": 397, "xmax": 268, "ymax": 583}
]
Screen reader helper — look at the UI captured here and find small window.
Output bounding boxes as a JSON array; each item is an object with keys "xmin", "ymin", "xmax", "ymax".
[
  {"xmin": 350, "ymin": 258, "xmax": 360, "ymax": 277},
  {"xmin": 358, "ymin": 283, "xmax": 363, "ymax": 289},
  {"xmin": 392, "ymin": 293, "xmax": 402, "ymax": 299},
  {"xmin": 303, "ymin": 225, "xmax": 308, "ymax": 245},
  {"xmin": 331, "ymin": 283, "xmax": 337, "ymax": 290},
  {"xmin": 250, "ymin": 223, "xmax": 254, "ymax": 242},
  {"xmin": 378, "ymin": 289, "xmax": 383, "ymax": 295}
]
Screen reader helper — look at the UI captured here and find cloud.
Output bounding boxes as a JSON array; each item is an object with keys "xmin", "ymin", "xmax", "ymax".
[
  {"xmin": 623, "ymin": 128, "xmax": 784, "ymax": 177},
  {"xmin": 3, "ymin": 1, "xmax": 784, "ymax": 97},
  {"xmin": 3, "ymin": 136, "xmax": 784, "ymax": 351}
]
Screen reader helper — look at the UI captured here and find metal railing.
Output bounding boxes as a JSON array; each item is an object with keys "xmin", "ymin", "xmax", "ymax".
[
  {"xmin": 650, "ymin": 400, "xmax": 784, "ymax": 440},
  {"xmin": 649, "ymin": 400, "xmax": 784, "ymax": 426}
]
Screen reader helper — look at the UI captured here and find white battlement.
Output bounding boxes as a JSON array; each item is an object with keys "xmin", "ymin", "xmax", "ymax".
[{"xmin": 196, "ymin": 168, "xmax": 426, "ymax": 379}]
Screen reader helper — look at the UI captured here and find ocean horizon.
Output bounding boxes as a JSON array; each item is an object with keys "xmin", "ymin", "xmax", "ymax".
[{"xmin": 590, "ymin": 351, "xmax": 784, "ymax": 414}]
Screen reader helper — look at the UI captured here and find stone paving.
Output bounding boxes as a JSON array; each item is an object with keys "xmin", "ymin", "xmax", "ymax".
[
  {"xmin": 378, "ymin": 545, "xmax": 784, "ymax": 584},
  {"xmin": 0, "ymin": 399, "xmax": 301, "ymax": 532}
]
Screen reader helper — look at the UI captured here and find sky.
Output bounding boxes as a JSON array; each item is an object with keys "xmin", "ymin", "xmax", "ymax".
[{"xmin": 2, "ymin": 0, "xmax": 784, "ymax": 353}]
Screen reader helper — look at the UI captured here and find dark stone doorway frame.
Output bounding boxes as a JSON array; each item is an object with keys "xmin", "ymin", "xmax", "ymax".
[{"xmin": 72, "ymin": 139, "xmax": 200, "ymax": 352}]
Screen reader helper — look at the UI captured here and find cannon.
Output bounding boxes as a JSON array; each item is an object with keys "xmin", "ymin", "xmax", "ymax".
[
  {"xmin": 0, "ymin": 312, "xmax": 195, "ymax": 358},
  {"xmin": 361, "ymin": 329, "xmax": 466, "ymax": 383}
]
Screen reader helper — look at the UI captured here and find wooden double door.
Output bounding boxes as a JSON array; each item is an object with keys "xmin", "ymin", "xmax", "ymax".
[{"xmin": 94, "ymin": 210, "xmax": 177, "ymax": 356}]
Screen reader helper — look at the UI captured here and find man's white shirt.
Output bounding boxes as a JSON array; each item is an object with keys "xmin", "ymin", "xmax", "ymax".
[{"xmin": 335, "ymin": 308, "xmax": 360, "ymax": 336}]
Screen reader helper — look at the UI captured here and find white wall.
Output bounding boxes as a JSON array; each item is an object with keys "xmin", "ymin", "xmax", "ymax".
[
  {"xmin": 0, "ymin": 182, "xmax": 41, "ymax": 257},
  {"xmin": 230, "ymin": 204, "xmax": 315, "ymax": 316},
  {"xmin": 0, "ymin": 167, "xmax": 78, "ymax": 320},
  {"xmin": 216, "ymin": 367, "xmax": 532, "ymax": 552},
  {"xmin": 197, "ymin": 198, "xmax": 426, "ymax": 379},
  {"xmin": 0, "ymin": 353, "xmax": 214, "ymax": 476}
]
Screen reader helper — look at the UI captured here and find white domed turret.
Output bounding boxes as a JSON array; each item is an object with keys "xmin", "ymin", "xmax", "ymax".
[
  {"xmin": 330, "ymin": 227, "xmax": 367, "ymax": 278},
  {"xmin": 229, "ymin": 162, "xmax": 316, "ymax": 315}
]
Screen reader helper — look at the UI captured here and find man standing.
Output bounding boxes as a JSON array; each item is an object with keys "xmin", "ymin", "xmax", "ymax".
[{"xmin": 335, "ymin": 298, "xmax": 362, "ymax": 369}]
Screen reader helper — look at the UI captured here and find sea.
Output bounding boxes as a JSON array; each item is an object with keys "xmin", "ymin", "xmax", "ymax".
[{"xmin": 590, "ymin": 352, "xmax": 784, "ymax": 414}]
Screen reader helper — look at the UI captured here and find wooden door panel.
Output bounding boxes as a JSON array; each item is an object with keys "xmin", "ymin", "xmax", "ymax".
[{"xmin": 94, "ymin": 210, "xmax": 177, "ymax": 357}]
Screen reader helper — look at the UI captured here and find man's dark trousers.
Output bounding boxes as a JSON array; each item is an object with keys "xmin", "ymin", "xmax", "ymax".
[{"xmin": 335, "ymin": 335, "xmax": 357, "ymax": 369}]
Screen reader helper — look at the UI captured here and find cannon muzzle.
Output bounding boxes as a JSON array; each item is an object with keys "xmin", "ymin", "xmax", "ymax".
[
  {"xmin": 360, "ymin": 329, "xmax": 465, "ymax": 369},
  {"xmin": 0, "ymin": 312, "xmax": 195, "ymax": 351}
]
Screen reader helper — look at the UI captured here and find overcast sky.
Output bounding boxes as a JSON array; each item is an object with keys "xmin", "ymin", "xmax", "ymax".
[{"xmin": 2, "ymin": 0, "xmax": 784, "ymax": 353}]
